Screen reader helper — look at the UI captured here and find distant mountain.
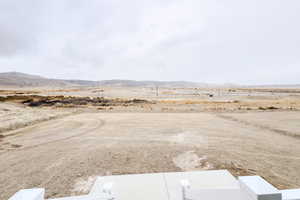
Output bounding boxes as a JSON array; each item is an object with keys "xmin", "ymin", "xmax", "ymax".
[
  {"xmin": 245, "ymin": 84, "xmax": 300, "ymax": 88},
  {"xmin": 0, "ymin": 72, "xmax": 213, "ymax": 88},
  {"xmin": 97, "ymin": 80, "xmax": 209, "ymax": 87},
  {"xmin": 2, "ymin": 71, "xmax": 298, "ymax": 88},
  {"xmin": 0, "ymin": 72, "xmax": 73, "ymax": 87}
]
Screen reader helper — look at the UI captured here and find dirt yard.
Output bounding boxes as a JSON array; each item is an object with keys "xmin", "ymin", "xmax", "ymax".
[
  {"xmin": 0, "ymin": 87, "xmax": 300, "ymax": 199},
  {"xmin": 0, "ymin": 111, "xmax": 300, "ymax": 199}
]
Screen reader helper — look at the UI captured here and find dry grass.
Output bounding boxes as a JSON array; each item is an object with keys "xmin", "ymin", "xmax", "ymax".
[
  {"xmin": 158, "ymin": 99, "xmax": 300, "ymax": 111},
  {"xmin": 159, "ymin": 100, "xmax": 237, "ymax": 104}
]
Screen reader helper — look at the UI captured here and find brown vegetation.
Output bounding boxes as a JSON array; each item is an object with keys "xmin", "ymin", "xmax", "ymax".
[{"xmin": 0, "ymin": 95, "xmax": 152, "ymax": 108}]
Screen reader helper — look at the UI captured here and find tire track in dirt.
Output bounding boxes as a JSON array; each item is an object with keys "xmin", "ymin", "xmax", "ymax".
[
  {"xmin": 0, "ymin": 111, "xmax": 81, "ymax": 136},
  {"xmin": 233, "ymin": 149, "xmax": 300, "ymax": 160},
  {"xmin": 216, "ymin": 114, "xmax": 300, "ymax": 139},
  {"xmin": 0, "ymin": 116, "xmax": 106, "ymax": 175},
  {"xmin": 0, "ymin": 116, "xmax": 106, "ymax": 154}
]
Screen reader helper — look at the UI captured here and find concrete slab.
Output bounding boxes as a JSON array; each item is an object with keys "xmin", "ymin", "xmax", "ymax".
[
  {"xmin": 90, "ymin": 173, "xmax": 169, "ymax": 200},
  {"xmin": 185, "ymin": 188, "xmax": 244, "ymax": 200},
  {"xmin": 89, "ymin": 170, "xmax": 240, "ymax": 200},
  {"xmin": 164, "ymin": 170, "xmax": 240, "ymax": 200}
]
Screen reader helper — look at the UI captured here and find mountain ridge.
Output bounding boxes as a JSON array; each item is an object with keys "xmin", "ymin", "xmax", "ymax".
[
  {"xmin": 0, "ymin": 72, "xmax": 212, "ymax": 88},
  {"xmin": 0, "ymin": 72, "xmax": 299, "ymax": 88}
]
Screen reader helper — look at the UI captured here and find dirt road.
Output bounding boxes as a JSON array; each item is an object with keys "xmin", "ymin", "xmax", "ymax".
[{"xmin": 1, "ymin": 112, "xmax": 300, "ymax": 199}]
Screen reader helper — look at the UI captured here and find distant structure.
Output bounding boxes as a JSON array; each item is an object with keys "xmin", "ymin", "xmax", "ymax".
[{"xmin": 8, "ymin": 170, "xmax": 300, "ymax": 200}]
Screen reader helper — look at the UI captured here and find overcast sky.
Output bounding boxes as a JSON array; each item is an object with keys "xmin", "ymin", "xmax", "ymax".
[{"xmin": 0, "ymin": 0, "xmax": 299, "ymax": 84}]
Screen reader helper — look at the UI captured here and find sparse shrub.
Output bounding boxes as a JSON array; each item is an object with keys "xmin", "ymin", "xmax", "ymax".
[
  {"xmin": 266, "ymin": 106, "xmax": 278, "ymax": 110},
  {"xmin": 258, "ymin": 106, "xmax": 278, "ymax": 110},
  {"xmin": 258, "ymin": 107, "xmax": 266, "ymax": 110}
]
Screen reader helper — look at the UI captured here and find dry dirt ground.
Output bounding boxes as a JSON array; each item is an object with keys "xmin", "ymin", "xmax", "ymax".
[
  {"xmin": 1, "ymin": 111, "xmax": 300, "ymax": 199},
  {"xmin": 0, "ymin": 87, "xmax": 300, "ymax": 199},
  {"xmin": 0, "ymin": 102, "xmax": 76, "ymax": 134}
]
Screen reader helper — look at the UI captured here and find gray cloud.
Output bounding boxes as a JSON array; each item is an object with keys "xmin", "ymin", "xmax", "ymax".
[{"xmin": 0, "ymin": 0, "xmax": 299, "ymax": 84}]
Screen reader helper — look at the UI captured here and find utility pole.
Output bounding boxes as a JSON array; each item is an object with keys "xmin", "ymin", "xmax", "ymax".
[{"xmin": 156, "ymin": 86, "xmax": 159, "ymax": 97}]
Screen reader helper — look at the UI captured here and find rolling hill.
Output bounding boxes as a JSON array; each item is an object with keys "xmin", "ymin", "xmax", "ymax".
[
  {"xmin": 0, "ymin": 72, "xmax": 211, "ymax": 88},
  {"xmin": 0, "ymin": 72, "xmax": 73, "ymax": 87}
]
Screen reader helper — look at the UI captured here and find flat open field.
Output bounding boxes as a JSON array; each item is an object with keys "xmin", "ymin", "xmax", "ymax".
[
  {"xmin": 0, "ymin": 87, "xmax": 300, "ymax": 199},
  {"xmin": 1, "ymin": 112, "xmax": 300, "ymax": 199}
]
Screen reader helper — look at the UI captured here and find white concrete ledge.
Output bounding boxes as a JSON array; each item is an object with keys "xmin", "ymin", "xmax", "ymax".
[
  {"xmin": 8, "ymin": 188, "xmax": 44, "ymax": 200},
  {"xmin": 7, "ymin": 171, "xmax": 300, "ymax": 200},
  {"xmin": 281, "ymin": 189, "xmax": 300, "ymax": 200},
  {"xmin": 239, "ymin": 176, "xmax": 282, "ymax": 200}
]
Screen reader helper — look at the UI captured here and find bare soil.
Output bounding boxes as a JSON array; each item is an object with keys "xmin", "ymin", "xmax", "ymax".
[{"xmin": 0, "ymin": 87, "xmax": 300, "ymax": 199}]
